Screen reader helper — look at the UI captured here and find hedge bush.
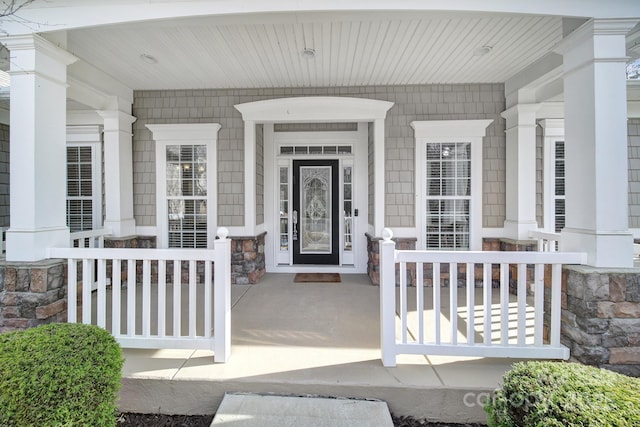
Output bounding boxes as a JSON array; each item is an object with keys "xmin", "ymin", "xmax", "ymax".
[
  {"xmin": 0, "ymin": 323, "xmax": 123, "ymax": 426},
  {"xmin": 485, "ymin": 361, "xmax": 640, "ymax": 426}
]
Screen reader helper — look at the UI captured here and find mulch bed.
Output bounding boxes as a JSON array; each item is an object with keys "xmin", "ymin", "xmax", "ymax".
[{"xmin": 117, "ymin": 413, "xmax": 485, "ymax": 426}]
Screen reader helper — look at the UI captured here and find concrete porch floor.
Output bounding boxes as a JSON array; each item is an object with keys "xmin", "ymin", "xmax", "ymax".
[{"xmin": 118, "ymin": 273, "xmax": 519, "ymax": 424}]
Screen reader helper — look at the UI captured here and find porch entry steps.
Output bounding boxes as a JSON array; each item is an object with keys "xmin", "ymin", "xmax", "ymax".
[{"xmin": 211, "ymin": 393, "xmax": 393, "ymax": 426}]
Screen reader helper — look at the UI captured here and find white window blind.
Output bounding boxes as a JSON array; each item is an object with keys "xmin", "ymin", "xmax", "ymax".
[
  {"xmin": 166, "ymin": 144, "xmax": 208, "ymax": 248},
  {"xmin": 554, "ymin": 141, "xmax": 566, "ymax": 232},
  {"xmin": 425, "ymin": 142, "xmax": 471, "ymax": 249},
  {"xmin": 66, "ymin": 146, "xmax": 94, "ymax": 232}
]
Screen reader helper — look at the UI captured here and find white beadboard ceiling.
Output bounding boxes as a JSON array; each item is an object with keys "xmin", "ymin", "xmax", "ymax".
[{"xmin": 64, "ymin": 11, "xmax": 563, "ymax": 90}]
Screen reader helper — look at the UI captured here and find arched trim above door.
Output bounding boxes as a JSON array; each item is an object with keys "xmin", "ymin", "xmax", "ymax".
[
  {"xmin": 234, "ymin": 96, "xmax": 393, "ymax": 254},
  {"xmin": 235, "ymin": 96, "xmax": 393, "ymax": 122}
]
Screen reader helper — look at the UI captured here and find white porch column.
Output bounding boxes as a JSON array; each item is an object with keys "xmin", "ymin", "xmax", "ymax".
[
  {"xmin": 2, "ymin": 35, "xmax": 77, "ymax": 261},
  {"xmin": 244, "ymin": 120, "xmax": 256, "ymax": 235},
  {"xmin": 555, "ymin": 19, "xmax": 637, "ymax": 268},
  {"xmin": 98, "ymin": 106, "xmax": 137, "ymax": 237},
  {"xmin": 502, "ymin": 104, "xmax": 540, "ymax": 240},
  {"xmin": 374, "ymin": 118, "xmax": 385, "ymax": 235}
]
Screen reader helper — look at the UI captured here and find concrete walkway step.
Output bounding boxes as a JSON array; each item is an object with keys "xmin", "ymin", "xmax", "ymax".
[{"xmin": 211, "ymin": 393, "xmax": 394, "ymax": 426}]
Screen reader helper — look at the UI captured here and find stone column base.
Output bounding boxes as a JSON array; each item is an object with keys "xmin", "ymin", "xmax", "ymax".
[
  {"xmin": 0, "ymin": 259, "xmax": 67, "ymax": 333},
  {"xmin": 366, "ymin": 233, "xmax": 416, "ymax": 285},
  {"xmin": 562, "ymin": 265, "xmax": 640, "ymax": 377},
  {"xmin": 230, "ymin": 232, "xmax": 266, "ymax": 285}
]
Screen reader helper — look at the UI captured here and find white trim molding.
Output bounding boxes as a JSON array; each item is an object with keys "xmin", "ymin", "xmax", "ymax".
[
  {"xmin": 147, "ymin": 123, "xmax": 221, "ymax": 248},
  {"xmin": 412, "ymin": 120, "xmax": 493, "ymax": 251},
  {"xmin": 235, "ymin": 96, "xmax": 393, "ymax": 123}
]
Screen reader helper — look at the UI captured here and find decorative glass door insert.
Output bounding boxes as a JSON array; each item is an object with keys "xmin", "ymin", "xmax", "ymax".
[
  {"xmin": 293, "ymin": 159, "xmax": 339, "ymax": 265},
  {"xmin": 300, "ymin": 166, "xmax": 332, "ymax": 254}
]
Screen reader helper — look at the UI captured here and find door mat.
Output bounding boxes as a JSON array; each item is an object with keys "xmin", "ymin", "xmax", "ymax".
[{"xmin": 293, "ymin": 273, "xmax": 341, "ymax": 283}]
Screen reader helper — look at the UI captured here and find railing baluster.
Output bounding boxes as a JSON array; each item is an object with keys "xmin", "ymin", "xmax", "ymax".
[
  {"xmin": 158, "ymin": 260, "xmax": 166, "ymax": 338},
  {"xmin": 400, "ymin": 261, "xmax": 407, "ymax": 344},
  {"xmin": 433, "ymin": 262, "xmax": 441, "ymax": 345},
  {"xmin": 500, "ymin": 263, "xmax": 509, "ymax": 345},
  {"xmin": 204, "ymin": 259, "xmax": 212, "ymax": 338},
  {"xmin": 82, "ymin": 258, "xmax": 92, "ymax": 324},
  {"xmin": 534, "ymin": 263, "xmax": 545, "ymax": 346},
  {"xmin": 483, "ymin": 263, "xmax": 491, "ymax": 345},
  {"xmin": 517, "ymin": 263, "xmax": 527, "ymax": 346},
  {"xmin": 550, "ymin": 263, "xmax": 562, "ymax": 347},
  {"xmin": 450, "ymin": 262, "xmax": 457, "ymax": 345},
  {"xmin": 416, "ymin": 262, "xmax": 424, "ymax": 344},
  {"xmin": 127, "ymin": 259, "xmax": 136, "ymax": 336},
  {"xmin": 112, "ymin": 259, "xmax": 121, "ymax": 336},
  {"xmin": 189, "ymin": 259, "xmax": 197, "ymax": 338},
  {"xmin": 142, "ymin": 259, "xmax": 151, "ymax": 337},
  {"xmin": 173, "ymin": 260, "xmax": 181, "ymax": 337},
  {"xmin": 466, "ymin": 262, "xmax": 474, "ymax": 345},
  {"xmin": 97, "ymin": 258, "xmax": 107, "ymax": 328},
  {"xmin": 68, "ymin": 259, "xmax": 77, "ymax": 323}
]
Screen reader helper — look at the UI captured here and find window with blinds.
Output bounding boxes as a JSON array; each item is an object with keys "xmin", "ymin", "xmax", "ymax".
[
  {"xmin": 554, "ymin": 141, "xmax": 566, "ymax": 232},
  {"xmin": 425, "ymin": 142, "xmax": 471, "ymax": 250},
  {"xmin": 166, "ymin": 145, "xmax": 208, "ymax": 248},
  {"xmin": 66, "ymin": 146, "xmax": 94, "ymax": 232}
]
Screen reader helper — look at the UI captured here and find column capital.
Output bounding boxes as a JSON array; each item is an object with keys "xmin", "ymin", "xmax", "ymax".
[
  {"xmin": 501, "ymin": 104, "xmax": 541, "ymax": 129},
  {"xmin": 97, "ymin": 110, "xmax": 137, "ymax": 129},
  {"xmin": 538, "ymin": 119, "xmax": 565, "ymax": 137},
  {"xmin": 554, "ymin": 18, "xmax": 638, "ymax": 57},
  {"xmin": 0, "ymin": 33, "xmax": 77, "ymax": 68}
]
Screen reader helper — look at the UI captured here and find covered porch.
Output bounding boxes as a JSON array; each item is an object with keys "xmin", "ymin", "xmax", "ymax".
[{"xmin": 118, "ymin": 273, "xmax": 520, "ymax": 424}]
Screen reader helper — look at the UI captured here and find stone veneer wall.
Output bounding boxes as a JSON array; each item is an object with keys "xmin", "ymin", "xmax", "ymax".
[
  {"xmin": 562, "ymin": 266, "xmax": 640, "ymax": 377},
  {"xmin": 366, "ymin": 233, "xmax": 416, "ymax": 285},
  {"xmin": 0, "ymin": 260, "xmax": 67, "ymax": 333},
  {"xmin": 231, "ymin": 232, "xmax": 266, "ymax": 285},
  {"xmin": 105, "ymin": 234, "xmax": 266, "ymax": 285}
]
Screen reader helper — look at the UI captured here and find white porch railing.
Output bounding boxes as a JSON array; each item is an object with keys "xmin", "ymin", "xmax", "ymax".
[
  {"xmin": 529, "ymin": 230, "xmax": 561, "ymax": 252},
  {"xmin": 379, "ymin": 229, "xmax": 586, "ymax": 367},
  {"xmin": 48, "ymin": 228, "xmax": 232, "ymax": 363},
  {"xmin": 70, "ymin": 228, "xmax": 113, "ymax": 291},
  {"xmin": 70, "ymin": 227, "xmax": 112, "ymax": 248}
]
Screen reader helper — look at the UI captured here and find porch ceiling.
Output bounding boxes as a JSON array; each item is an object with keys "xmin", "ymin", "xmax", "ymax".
[{"xmin": 62, "ymin": 10, "xmax": 563, "ymax": 90}]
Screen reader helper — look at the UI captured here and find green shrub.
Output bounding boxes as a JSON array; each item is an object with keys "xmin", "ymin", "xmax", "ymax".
[
  {"xmin": 485, "ymin": 361, "xmax": 640, "ymax": 427},
  {"xmin": 0, "ymin": 323, "xmax": 123, "ymax": 427}
]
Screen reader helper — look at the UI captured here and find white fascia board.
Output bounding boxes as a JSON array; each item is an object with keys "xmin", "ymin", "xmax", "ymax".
[
  {"xmin": 6, "ymin": 1, "xmax": 639, "ymax": 35},
  {"xmin": 69, "ymin": 60, "xmax": 133, "ymax": 106},
  {"xmin": 505, "ymin": 52, "xmax": 563, "ymax": 100}
]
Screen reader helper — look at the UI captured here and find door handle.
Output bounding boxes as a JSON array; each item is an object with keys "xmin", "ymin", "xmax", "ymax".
[{"xmin": 292, "ymin": 210, "xmax": 298, "ymax": 241}]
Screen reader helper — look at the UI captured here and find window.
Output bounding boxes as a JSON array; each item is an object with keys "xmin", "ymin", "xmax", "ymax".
[
  {"xmin": 553, "ymin": 141, "xmax": 566, "ymax": 232},
  {"xmin": 540, "ymin": 119, "xmax": 565, "ymax": 233},
  {"xmin": 425, "ymin": 142, "xmax": 471, "ymax": 249},
  {"xmin": 66, "ymin": 126, "xmax": 103, "ymax": 232},
  {"xmin": 147, "ymin": 123, "xmax": 220, "ymax": 249},
  {"xmin": 166, "ymin": 145, "xmax": 208, "ymax": 248},
  {"xmin": 412, "ymin": 120, "xmax": 492, "ymax": 251}
]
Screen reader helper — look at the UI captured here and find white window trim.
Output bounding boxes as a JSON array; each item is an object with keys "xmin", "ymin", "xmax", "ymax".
[
  {"xmin": 539, "ymin": 119, "xmax": 565, "ymax": 233},
  {"xmin": 412, "ymin": 120, "xmax": 493, "ymax": 251},
  {"xmin": 66, "ymin": 125, "xmax": 103, "ymax": 230},
  {"xmin": 146, "ymin": 123, "xmax": 221, "ymax": 249}
]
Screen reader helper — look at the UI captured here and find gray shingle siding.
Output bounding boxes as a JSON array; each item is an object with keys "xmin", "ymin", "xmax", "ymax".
[{"xmin": 132, "ymin": 84, "xmax": 506, "ymax": 229}]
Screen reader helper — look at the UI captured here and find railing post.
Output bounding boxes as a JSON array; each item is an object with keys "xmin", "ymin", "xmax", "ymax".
[
  {"xmin": 380, "ymin": 228, "xmax": 397, "ymax": 367},
  {"xmin": 214, "ymin": 227, "xmax": 231, "ymax": 363}
]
